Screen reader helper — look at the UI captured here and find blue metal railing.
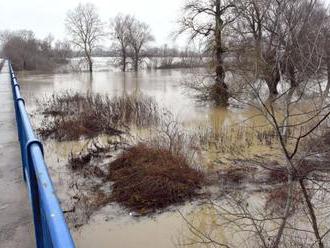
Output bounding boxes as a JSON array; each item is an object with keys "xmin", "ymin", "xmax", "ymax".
[{"xmin": 8, "ymin": 61, "xmax": 75, "ymax": 248}]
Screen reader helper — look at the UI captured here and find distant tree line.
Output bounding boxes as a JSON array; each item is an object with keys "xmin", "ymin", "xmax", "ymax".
[
  {"xmin": 0, "ymin": 30, "xmax": 72, "ymax": 71},
  {"xmin": 0, "ymin": 3, "xmax": 208, "ymax": 73}
]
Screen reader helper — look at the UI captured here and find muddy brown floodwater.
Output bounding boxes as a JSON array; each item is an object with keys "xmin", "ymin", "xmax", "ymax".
[{"xmin": 18, "ymin": 60, "xmax": 279, "ymax": 248}]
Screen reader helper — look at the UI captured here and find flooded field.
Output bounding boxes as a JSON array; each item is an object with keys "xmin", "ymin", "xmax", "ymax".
[{"xmin": 17, "ymin": 59, "xmax": 330, "ymax": 248}]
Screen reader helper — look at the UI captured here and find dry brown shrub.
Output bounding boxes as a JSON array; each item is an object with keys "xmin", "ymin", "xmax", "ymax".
[
  {"xmin": 68, "ymin": 140, "xmax": 113, "ymax": 178},
  {"xmin": 267, "ymin": 162, "xmax": 316, "ymax": 184},
  {"xmin": 68, "ymin": 152, "xmax": 92, "ymax": 171},
  {"xmin": 268, "ymin": 167, "xmax": 289, "ymax": 183},
  {"xmin": 265, "ymin": 186, "xmax": 303, "ymax": 216},
  {"xmin": 38, "ymin": 92, "xmax": 160, "ymax": 141},
  {"xmin": 107, "ymin": 143, "xmax": 204, "ymax": 214},
  {"xmin": 217, "ymin": 166, "xmax": 257, "ymax": 185}
]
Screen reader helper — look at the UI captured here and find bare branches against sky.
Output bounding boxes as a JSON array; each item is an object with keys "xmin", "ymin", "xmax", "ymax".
[{"xmin": 0, "ymin": 0, "xmax": 185, "ymax": 46}]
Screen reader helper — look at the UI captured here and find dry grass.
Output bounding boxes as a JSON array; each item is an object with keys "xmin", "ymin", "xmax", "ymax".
[
  {"xmin": 197, "ymin": 124, "xmax": 277, "ymax": 155},
  {"xmin": 107, "ymin": 143, "xmax": 204, "ymax": 214},
  {"xmin": 38, "ymin": 92, "xmax": 160, "ymax": 141}
]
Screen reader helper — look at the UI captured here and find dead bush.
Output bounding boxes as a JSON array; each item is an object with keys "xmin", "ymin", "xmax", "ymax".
[
  {"xmin": 223, "ymin": 169, "xmax": 246, "ymax": 184},
  {"xmin": 267, "ymin": 163, "xmax": 314, "ymax": 184},
  {"xmin": 107, "ymin": 143, "xmax": 204, "ymax": 215},
  {"xmin": 38, "ymin": 92, "xmax": 160, "ymax": 141},
  {"xmin": 268, "ymin": 167, "xmax": 289, "ymax": 183},
  {"xmin": 217, "ymin": 166, "xmax": 257, "ymax": 185},
  {"xmin": 265, "ymin": 185, "xmax": 303, "ymax": 216},
  {"xmin": 67, "ymin": 140, "xmax": 115, "ymax": 178}
]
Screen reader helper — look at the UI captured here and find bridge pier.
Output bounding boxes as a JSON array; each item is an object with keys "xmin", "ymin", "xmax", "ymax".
[{"xmin": 0, "ymin": 60, "xmax": 35, "ymax": 247}]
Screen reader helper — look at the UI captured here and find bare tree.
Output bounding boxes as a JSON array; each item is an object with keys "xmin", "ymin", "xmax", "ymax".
[
  {"xmin": 127, "ymin": 17, "xmax": 154, "ymax": 71},
  {"xmin": 65, "ymin": 3, "xmax": 105, "ymax": 73},
  {"xmin": 231, "ymin": 0, "xmax": 328, "ymax": 100},
  {"xmin": 231, "ymin": 0, "xmax": 276, "ymax": 95},
  {"xmin": 177, "ymin": 0, "xmax": 236, "ymax": 106},
  {"xmin": 110, "ymin": 14, "xmax": 133, "ymax": 72}
]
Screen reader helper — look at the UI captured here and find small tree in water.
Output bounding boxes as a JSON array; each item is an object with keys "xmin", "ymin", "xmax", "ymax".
[
  {"xmin": 110, "ymin": 14, "xmax": 133, "ymax": 72},
  {"xmin": 127, "ymin": 18, "xmax": 154, "ymax": 72},
  {"xmin": 177, "ymin": 0, "xmax": 236, "ymax": 106},
  {"xmin": 110, "ymin": 14, "xmax": 154, "ymax": 72}
]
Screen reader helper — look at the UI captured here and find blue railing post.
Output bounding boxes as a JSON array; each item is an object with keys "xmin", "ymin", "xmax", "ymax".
[{"xmin": 8, "ymin": 60, "xmax": 75, "ymax": 248}]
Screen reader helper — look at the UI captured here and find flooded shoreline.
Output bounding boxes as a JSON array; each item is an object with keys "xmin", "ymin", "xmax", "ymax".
[
  {"xmin": 19, "ymin": 62, "xmax": 330, "ymax": 247},
  {"xmin": 19, "ymin": 66, "xmax": 277, "ymax": 247}
]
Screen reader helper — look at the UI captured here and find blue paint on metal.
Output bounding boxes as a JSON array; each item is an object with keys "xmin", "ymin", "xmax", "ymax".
[{"xmin": 8, "ymin": 61, "xmax": 75, "ymax": 248}]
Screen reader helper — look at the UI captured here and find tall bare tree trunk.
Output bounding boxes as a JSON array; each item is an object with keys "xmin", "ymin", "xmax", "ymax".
[
  {"xmin": 134, "ymin": 54, "xmax": 139, "ymax": 71},
  {"xmin": 122, "ymin": 49, "xmax": 127, "ymax": 72},
  {"xmin": 288, "ymin": 62, "xmax": 298, "ymax": 88},
  {"xmin": 326, "ymin": 56, "xmax": 330, "ymax": 97},
  {"xmin": 214, "ymin": 0, "xmax": 229, "ymax": 106},
  {"xmin": 85, "ymin": 45, "xmax": 93, "ymax": 73},
  {"xmin": 266, "ymin": 67, "xmax": 280, "ymax": 99},
  {"xmin": 88, "ymin": 58, "xmax": 93, "ymax": 73},
  {"xmin": 325, "ymin": 34, "xmax": 330, "ymax": 99},
  {"xmin": 321, "ymin": 34, "xmax": 330, "ymax": 103}
]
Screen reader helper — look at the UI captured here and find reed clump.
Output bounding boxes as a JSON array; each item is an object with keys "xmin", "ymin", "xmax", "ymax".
[{"xmin": 38, "ymin": 92, "xmax": 160, "ymax": 141}]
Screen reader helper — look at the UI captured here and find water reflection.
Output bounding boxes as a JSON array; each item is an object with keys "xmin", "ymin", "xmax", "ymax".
[{"xmin": 19, "ymin": 70, "xmax": 207, "ymax": 122}]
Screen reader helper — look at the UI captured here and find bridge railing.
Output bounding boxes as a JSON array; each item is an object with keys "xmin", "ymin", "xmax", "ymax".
[{"xmin": 8, "ymin": 61, "xmax": 75, "ymax": 248}]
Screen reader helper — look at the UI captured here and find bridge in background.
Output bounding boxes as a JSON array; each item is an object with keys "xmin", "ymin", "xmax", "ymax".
[{"xmin": 0, "ymin": 59, "xmax": 75, "ymax": 248}]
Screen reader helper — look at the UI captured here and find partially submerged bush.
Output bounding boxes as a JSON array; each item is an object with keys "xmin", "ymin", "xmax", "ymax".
[
  {"xmin": 64, "ymin": 113, "xmax": 204, "ymax": 219},
  {"xmin": 307, "ymin": 130, "xmax": 330, "ymax": 155},
  {"xmin": 68, "ymin": 141, "xmax": 112, "ymax": 177},
  {"xmin": 108, "ymin": 143, "xmax": 204, "ymax": 214},
  {"xmin": 38, "ymin": 92, "xmax": 160, "ymax": 141},
  {"xmin": 268, "ymin": 167, "xmax": 289, "ymax": 184},
  {"xmin": 267, "ymin": 163, "xmax": 315, "ymax": 184},
  {"xmin": 265, "ymin": 186, "xmax": 303, "ymax": 216}
]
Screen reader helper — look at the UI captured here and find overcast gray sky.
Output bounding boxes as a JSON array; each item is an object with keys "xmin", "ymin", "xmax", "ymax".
[
  {"xmin": 1, "ymin": 0, "xmax": 330, "ymax": 47},
  {"xmin": 0, "ymin": 0, "xmax": 183, "ymax": 46}
]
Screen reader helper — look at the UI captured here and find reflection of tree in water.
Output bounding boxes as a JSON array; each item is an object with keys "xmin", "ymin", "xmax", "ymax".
[{"xmin": 121, "ymin": 73, "xmax": 127, "ymax": 97}]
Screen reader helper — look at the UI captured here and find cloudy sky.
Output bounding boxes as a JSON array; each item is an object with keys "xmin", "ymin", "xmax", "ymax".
[
  {"xmin": 0, "ymin": 0, "xmax": 183, "ymax": 46},
  {"xmin": 1, "ymin": 0, "xmax": 330, "ymax": 46}
]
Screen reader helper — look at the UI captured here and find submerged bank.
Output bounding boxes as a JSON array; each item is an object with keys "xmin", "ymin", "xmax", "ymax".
[{"xmin": 22, "ymin": 67, "xmax": 330, "ymax": 247}]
